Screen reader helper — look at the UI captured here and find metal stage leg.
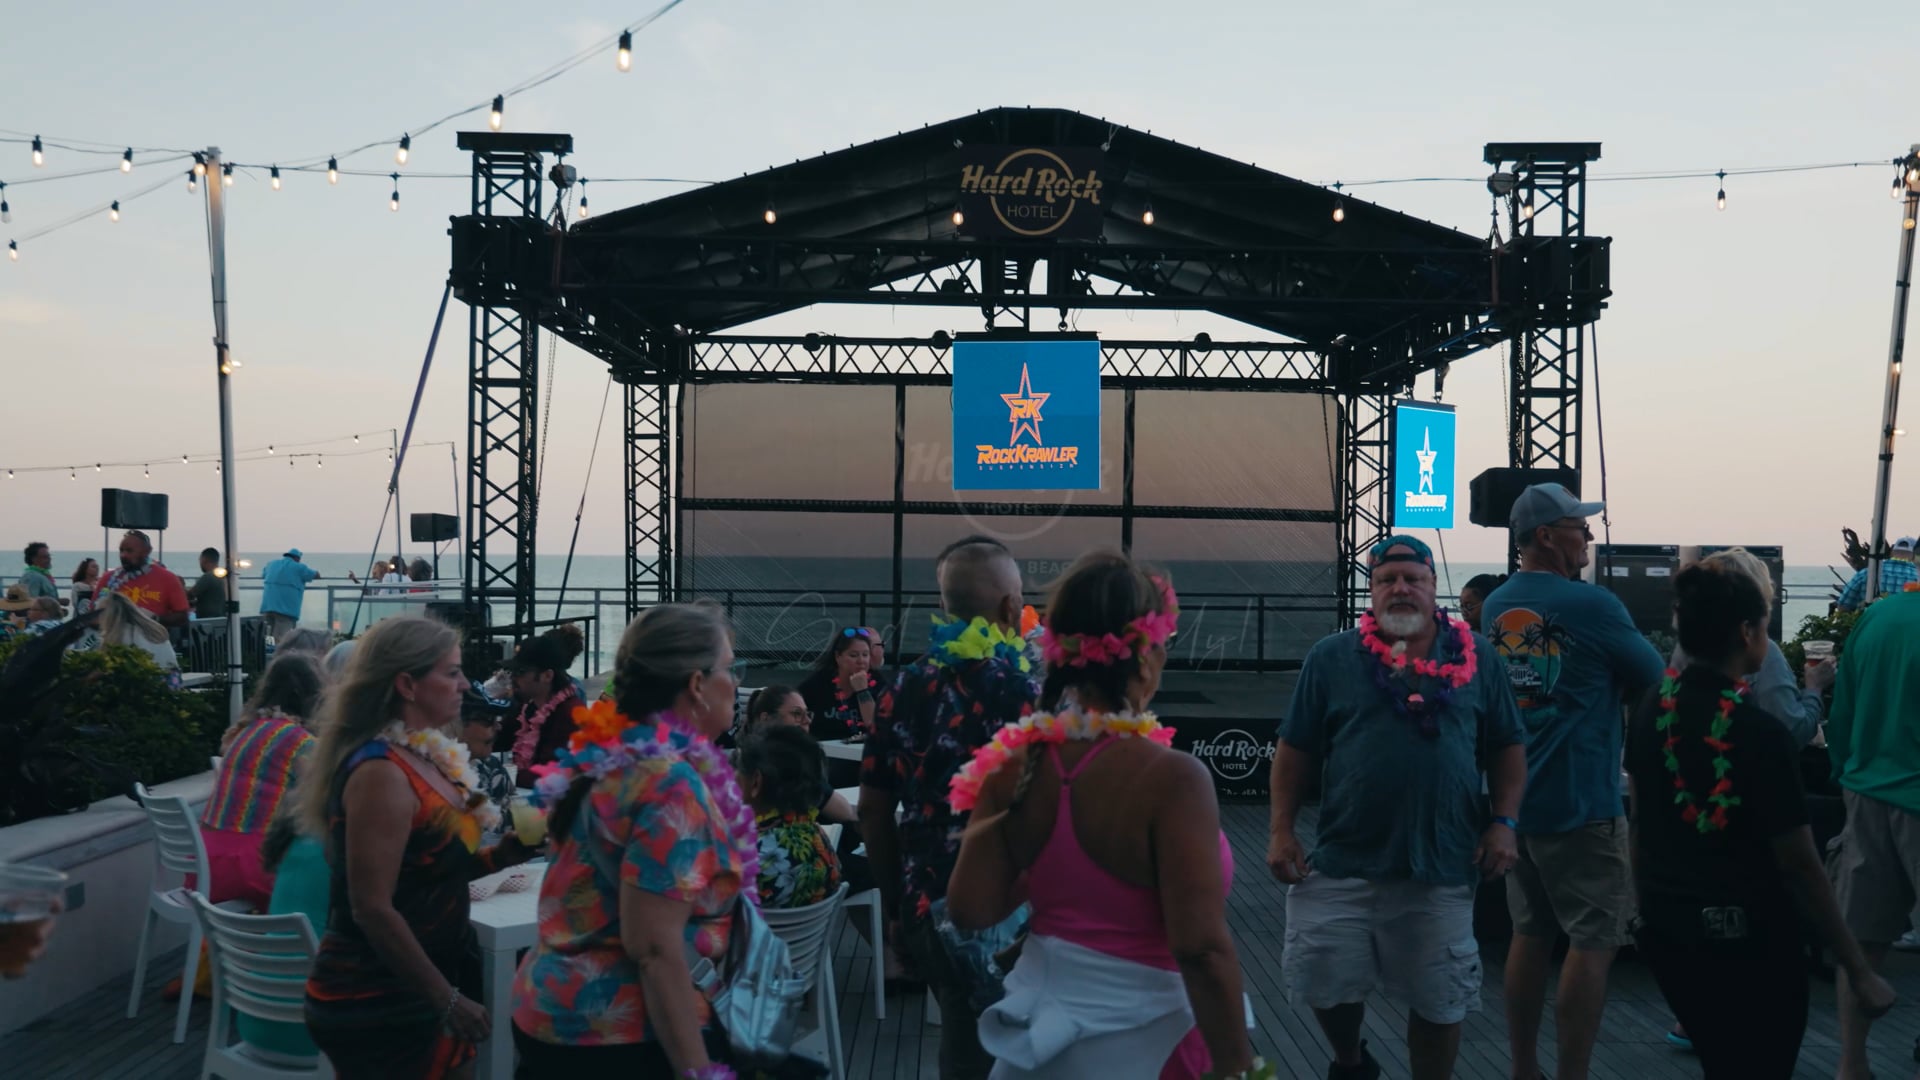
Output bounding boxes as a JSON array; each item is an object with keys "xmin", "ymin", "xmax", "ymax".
[
  {"xmin": 1337, "ymin": 391, "xmax": 1393, "ymax": 628},
  {"xmin": 623, "ymin": 378, "xmax": 672, "ymax": 620}
]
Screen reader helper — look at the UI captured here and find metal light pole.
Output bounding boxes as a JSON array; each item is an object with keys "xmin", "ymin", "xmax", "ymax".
[
  {"xmin": 391, "ymin": 428, "xmax": 403, "ymax": 571},
  {"xmin": 203, "ymin": 148, "xmax": 244, "ymax": 723},
  {"xmin": 1868, "ymin": 146, "xmax": 1920, "ymax": 601}
]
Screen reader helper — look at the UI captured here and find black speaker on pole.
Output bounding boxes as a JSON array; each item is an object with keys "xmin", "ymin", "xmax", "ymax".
[
  {"xmin": 409, "ymin": 513, "xmax": 459, "ymax": 543},
  {"xmin": 100, "ymin": 488, "xmax": 171, "ymax": 530},
  {"xmin": 1469, "ymin": 467, "xmax": 1582, "ymax": 528}
]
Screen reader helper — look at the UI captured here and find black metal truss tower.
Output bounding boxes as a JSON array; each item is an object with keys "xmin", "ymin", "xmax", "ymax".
[
  {"xmin": 622, "ymin": 371, "xmax": 672, "ymax": 619},
  {"xmin": 455, "ymin": 132, "xmax": 571, "ymax": 650},
  {"xmin": 1485, "ymin": 142, "xmax": 1603, "ymax": 478},
  {"xmin": 1337, "ymin": 389, "xmax": 1397, "ymax": 627}
]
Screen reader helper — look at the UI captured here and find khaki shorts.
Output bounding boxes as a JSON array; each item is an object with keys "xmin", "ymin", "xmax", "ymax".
[
  {"xmin": 1832, "ymin": 788, "xmax": 1920, "ymax": 945},
  {"xmin": 1507, "ymin": 816, "xmax": 1635, "ymax": 950},
  {"xmin": 1282, "ymin": 874, "xmax": 1482, "ymax": 1025}
]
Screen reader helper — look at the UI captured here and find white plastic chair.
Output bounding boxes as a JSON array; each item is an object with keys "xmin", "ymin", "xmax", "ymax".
[
  {"xmin": 188, "ymin": 892, "xmax": 333, "ymax": 1079},
  {"xmin": 840, "ymin": 887, "xmax": 886, "ymax": 1019},
  {"xmin": 761, "ymin": 883, "xmax": 849, "ymax": 1080},
  {"xmin": 125, "ymin": 782, "xmax": 252, "ymax": 1044}
]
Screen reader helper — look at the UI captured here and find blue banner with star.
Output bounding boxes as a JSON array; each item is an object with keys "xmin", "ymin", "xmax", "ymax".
[
  {"xmin": 951, "ymin": 338, "xmax": 1101, "ymax": 491},
  {"xmin": 1391, "ymin": 399, "xmax": 1457, "ymax": 529}
]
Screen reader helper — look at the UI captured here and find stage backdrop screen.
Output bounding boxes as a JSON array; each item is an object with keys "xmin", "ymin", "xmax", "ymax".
[
  {"xmin": 1391, "ymin": 400, "xmax": 1457, "ymax": 530},
  {"xmin": 951, "ymin": 337, "xmax": 1101, "ymax": 491}
]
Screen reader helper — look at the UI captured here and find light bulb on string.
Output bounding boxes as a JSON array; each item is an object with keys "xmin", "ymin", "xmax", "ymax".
[
  {"xmin": 617, "ymin": 29, "xmax": 633, "ymax": 71},
  {"xmin": 31, "ymin": 136, "xmax": 43, "ymax": 168},
  {"xmin": 143, "ymin": 466, "xmax": 149, "ymax": 478},
  {"xmin": 94, "ymin": 463, "xmax": 101, "ymax": 473},
  {"xmin": 121, "ymin": 148, "xmax": 133, "ymax": 173},
  {"xmin": 270, "ymin": 166, "xmax": 281, "ymax": 191},
  {"xmin": 69, "ymin": 469, "xmax": 75, "ymax": 481},
  {"xmin": 328, "ymin": 157, "xmax": 339, "ymax": 185},
  {"xmin": 222, "ymin": 163, "xmax": 233, "ymax": 187},
  {"xmin": 490, "ymin": 95, "xmax": 505, "ymax": 131},
  {"xmin": 395, "ymin": 135, "xmax": 410, "ymax": 166},
  {"xmin": 578, "ymin": 179, "xmax": 589, "ymax": 218},
  {"xmin": 6, "ymin": 241, "xmax": 15, "ymax": 262},
  {"xmin": 187, "ymin": 170, "xmax": 197, "ymax": 193},
  {"xmin": 389, "ymin": 174, "xmax": 400, "ymax": 212},
  {"xmin": 109, "ymin": 201, "xmax": 119, "ymax": 223},
  {"xmin": 268, "ymin": 445, "xmax": 274, "ymax": 454},
  {"xmin": 1520, "ymin": 194, "xmax": 1534, "ymax": 221},
  {"xmin": 192, "ymin": 152, "xmax": 207, "ymax": 177},
  {"xmin": 1142, "ymin": 202, "xmax": 1155, "ymax": 226},
  {"xmin": 1332, "ymin": 200, "xmax": 1346, "ymax": 223},
  {"xmin": 353, "ymin": 434, "xmax": 360, "ymax": 444},
  {"xmin": 316, "ymin": 456, "xmax": 323, "ymax": 469},
  {"xmin": 182, "ymin": 453, "xmax": 189, "ymax": 463},
  {"xmin": 1, "ymin": 182, "xmax": 9, "ymax": 223},
  {"xmin": 763, "ymin": 201, "xmax": 777, "ymax": 225},
  {"xmin": 951, "ymin": 206, "xmax": 964, "ymax": 227},
  {"xmin": 1715, "ymin": 170, "xmax": 1727, "ymax": 211}
]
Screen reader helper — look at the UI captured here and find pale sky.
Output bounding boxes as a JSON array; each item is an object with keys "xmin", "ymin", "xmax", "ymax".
[{"xmin": 3, "ymin": 0, "xmax": 1914, "ymax": 572}]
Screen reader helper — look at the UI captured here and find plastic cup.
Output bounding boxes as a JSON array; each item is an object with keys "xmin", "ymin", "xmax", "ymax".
[
  {"xmin": 0, "ymin": 863, "xmax": 68, "ymax": 974},
  {"xmin": 509, "ymin": 801, "xmax": 548, "ymax": 848},
  {"xmin": 1804, "ymin": 640, "xmax": 1835, "ymax": 666}
]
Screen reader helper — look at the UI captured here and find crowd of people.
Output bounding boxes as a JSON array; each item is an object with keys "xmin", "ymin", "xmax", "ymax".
[{"xmin": 10, "ymin": 482, "xmax": 1919, "ymax": 1079}]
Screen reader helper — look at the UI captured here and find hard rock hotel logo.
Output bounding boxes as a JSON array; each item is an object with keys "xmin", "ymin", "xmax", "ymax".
[{"xmin": 956, "ymin": 147, "xmax": 1107, "ymax": 240}]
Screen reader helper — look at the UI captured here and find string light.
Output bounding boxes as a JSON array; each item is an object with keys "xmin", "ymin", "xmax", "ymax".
[
  {"xmin": 31, "ymin": 136, "xmax": 43, "ymax": 167},
  {"xmin": 143, "ymin": 466, "xmax": 149, "ymax": 478},
  {"xmin": 94, "ymin": 463, "xmax": 101, "ymax": 472},
  {"xmin": 121, "ymin": 148, "xmax": 133, "ymax": 173},
  {"xmin": 182, "ymin": 453, "xmax": 189, "ymax": 463},
  {"xmin": 7, "ymin": 240, "xmax": 16, "ymax": 262},
  {"xmin": 186, "ymin": 169, "xmax": 197, "ymax": 193},
  {"xmin": 192, "ymin": 152, "xmax": 207, "ymax": 177},
  {"xmin": 1142, "ymin": 201, "xmax": 1156, "ymax": 226},
  {"xmin": 951, "ymin": 206, "xmax": 964, "ymax": 227},
  {"xmin": 268, "ymin": 445, "xmax": 274, "ymax": 454},
  {"xmin": 1715, "ymin": 169, "xmax": 1727, "ymax": 211},
  {"xmin": 389, "ymin": 173, "xmax": 400, "ymax": 211},
  {"xmin": 353, "ymin": 434, "xmax": 360, "ymax": 444},
  {"xmin": 1332, "ymin": 199, "xmax": 1346, "ymax": 223},
  {"xmin": 270, "ymin": 165, "xmax": 281, "ymax": 190},
  {"xmin": 577, "ymin": 178, "xmax": 589, "ymax": 218},
  {"xmin": 763, "ymin": 200, "xmax": 777, "ymax": 225},
  {"xmin": 69, "ymin": 469, "xmax": 75, "ymax": 481},
  {"xmin": 1, "ymin": 182, "xmax": 9, "ymax": 223},
  {"xmin": 489, "ymin": 95, "xmax": 505, "ymax": 131},
  {"xmin": 316, "ymin": 456, "xmax": 323, "ymax": 469},
  {"xmin": 1520, "ymin": 192, "xmax": 1534, "ymax": 221},
  {"xmin": 395, "ymin": 135, "xmax": 410, "ymax": 166},
  {"xmin": 109, "ymin": 200, "xmax": 119, "ymax": 222},
  {"xmin": 328, "ymin": 156, "xmax": 339, "ymax": 185},
  {"xmin": 222, "ymin": 162, "xmax": 233, "ymax": 187},
  {"xmin": 617, "ymin": 29, "xmax": 633, "ymax": 71}
]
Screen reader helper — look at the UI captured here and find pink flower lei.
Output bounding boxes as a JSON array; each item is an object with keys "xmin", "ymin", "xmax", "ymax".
[
  {"xmin": 509, "ymin": 682, "xmax": 580, "ymax": 773},
  {"xmin": 1356, "ymin": 611, "xmax": 1478, "ymax": 688},
  {"xmin": 950, "ymin": 706, "xmax": 1176, "ymax": 812},
  {"xmin": 1039, "ymin": 576, "xmax": 1181, "ymax": 668}
]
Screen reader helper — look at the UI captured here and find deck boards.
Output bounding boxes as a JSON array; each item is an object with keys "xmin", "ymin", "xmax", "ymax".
[{"xmin": 6, "ymin": 802, "xmax": 1918, "ymax": 1078}]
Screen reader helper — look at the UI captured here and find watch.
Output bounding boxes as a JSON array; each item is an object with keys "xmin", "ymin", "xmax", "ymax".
[{"xmin": 1491, "ymin": 815, "xmax": 1519, "ymax": 830}]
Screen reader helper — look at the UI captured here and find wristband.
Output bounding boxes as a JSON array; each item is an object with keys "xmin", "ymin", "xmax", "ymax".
[
  {"xmin": 1491, "ymin": 815, "xmax": 1519, "ymax": 830},
  {"xmin": 440, "ymin": 988, "xmax": 461, "ymax": 1029}
]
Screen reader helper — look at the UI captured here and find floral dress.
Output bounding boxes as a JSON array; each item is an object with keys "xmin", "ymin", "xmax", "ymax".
[
  {"xmin": 305, "ymin": 741, "xmax": 510, "ymax": 1078},
  {"xmin": 510, "ymin": 730, "xmax": 745, "ymax": 1047},
  {"xmin": 755, "ymin": 809, "xmax": 842, "ymax": 909}
]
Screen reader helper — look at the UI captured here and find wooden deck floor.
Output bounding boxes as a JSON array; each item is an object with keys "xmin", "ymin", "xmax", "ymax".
[{"xmin": 6, "ymin": 803, "xmax": 1919, "ymax": 1078}]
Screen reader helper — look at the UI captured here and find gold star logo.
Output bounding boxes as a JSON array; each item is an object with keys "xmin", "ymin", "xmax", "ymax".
[{"xmin": 1001, "ymin": 363, "xmax": 1049, "ymax": 446}]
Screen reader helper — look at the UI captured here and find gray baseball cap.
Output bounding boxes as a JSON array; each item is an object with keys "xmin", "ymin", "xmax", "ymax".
[{"xmin": 1509, "ymin": 483, "xmax": 1604, "ymax": 538}]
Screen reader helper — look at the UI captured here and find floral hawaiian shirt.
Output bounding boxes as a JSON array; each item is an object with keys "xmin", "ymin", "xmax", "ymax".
[
  {"xmin": 755, "ymin": 809, "xmax": 841, "ymax": 909},
  {"xmin": 510, "ymin": 745, "xmax": 743, "ymax": 1046},
  {"xmin": 860, "ymin": 651, "xmax": 1038, "ymax": 920}
]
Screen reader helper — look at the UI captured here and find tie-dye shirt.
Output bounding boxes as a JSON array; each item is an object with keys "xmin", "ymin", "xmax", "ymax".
[
  {"xmin": 201, "ymin": 714, "xmax": 314, "ymax": 834},
  {"xmin": 510, "ymin": 733, "xmax": 744, "ymax": 1046}
]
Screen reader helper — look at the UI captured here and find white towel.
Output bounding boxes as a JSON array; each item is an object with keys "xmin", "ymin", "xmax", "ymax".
[{"xmin": 981, "ymin": 933, "xmax": 1194, "ymax": 1079}]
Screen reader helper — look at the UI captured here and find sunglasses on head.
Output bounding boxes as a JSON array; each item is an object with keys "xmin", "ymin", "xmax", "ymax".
[{"xmin": 841, "ymin": 627, "xmax": 875, "ymax": 640}]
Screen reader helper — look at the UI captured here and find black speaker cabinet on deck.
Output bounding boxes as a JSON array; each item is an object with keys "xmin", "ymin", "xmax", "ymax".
[
  {"xmin": 100, "ymin": 488, "xmax": 170, "ymax": 531},
  {"xmin": 1590, "ymin": 543, "xmax": 1681, "ymax": 636},
  {"xmin": 410, "ymin": 512, "xmax": 459, "ymax": 543},
  {"xmin": 1469, "ymin": 468, "xmax": 1581, "ymax": 528}
]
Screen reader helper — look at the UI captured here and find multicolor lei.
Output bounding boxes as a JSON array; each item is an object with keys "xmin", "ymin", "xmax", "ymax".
[
  {"xmin": 1039, "ymin": 576, "xmax": 1180, "ymax": 668},
  {"xmin": 927, "ymin": 613, "xmax": 1033, "ymax": 674},
  {"xmin": 949, "ymin": 705, "xmax": 1175, "ymax": 812},
  {"xmin": 379, "ymin": 722, "xmax": 503, "ymax": 831},
  {"xmin": 528, "ymin": 698, "xmax": 761, "ymax": 904},
  {"xmin": 509, "ymin": 682, "xmax": 580, "ymax": 772},
  {"xmin": 1357, "ymin": 610, "xmax": 1478, "ymax": 738},
  {"xmin": 1654, "ymin": 668, "xmax": 1746, "ymax": 834},
  {"xmin": 100, "ymin": 560, "xmax": 157, "ymax": 596}
]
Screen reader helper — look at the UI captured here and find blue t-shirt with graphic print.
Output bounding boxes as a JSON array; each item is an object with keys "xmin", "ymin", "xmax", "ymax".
[{"xmin": 1481, "ymin": 570, "xmax": 1665, "ymax": 835}]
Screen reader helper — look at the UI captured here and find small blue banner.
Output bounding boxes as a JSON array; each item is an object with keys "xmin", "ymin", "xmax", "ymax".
[
  {"xmin": 952, "ymin": 338, "xmax": 1101, "ymax": 491},
  {"xmin": 1392, "ymin": 400, "xmax": 1457, "ymax": 530}
]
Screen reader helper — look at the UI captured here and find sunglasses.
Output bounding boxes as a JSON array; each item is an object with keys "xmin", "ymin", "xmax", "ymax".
[{"xmin": 841, "ymin": 627, "xmax": 876, "ymax": 640}]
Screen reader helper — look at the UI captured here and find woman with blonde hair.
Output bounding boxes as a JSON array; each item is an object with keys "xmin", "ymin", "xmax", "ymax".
[
  {"xmin": 947, "ymin": 551, "xmax": 1253, "ymax": 1079},
  {"xmin": 510, "ymin": 603, "xmax": 747, "ymax": 1077},
  {"xmin": 301, "ymin": 615, "xmax": 537, "ymax": 1079},
  {"xmin": 97, "ymin": 591, "xmax": 181, "ymax": 688}
]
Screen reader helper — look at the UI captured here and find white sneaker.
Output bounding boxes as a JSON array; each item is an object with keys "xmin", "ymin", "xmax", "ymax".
[{"xmin": 1893, "ymin": 929, "xmax": 1920, "ymax": 952}]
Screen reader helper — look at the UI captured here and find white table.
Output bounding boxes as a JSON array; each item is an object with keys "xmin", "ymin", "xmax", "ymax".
[
  {"xmin": 469, "ymin": 862, "xmax": 547, "ymax": 1080},
  {"xmin": 179, "ymin": 672, "xmax": 213, "ymax": 690},
  {"xmin": 818, "ymin": 739, "xmax": 865, "ymax": 762}
]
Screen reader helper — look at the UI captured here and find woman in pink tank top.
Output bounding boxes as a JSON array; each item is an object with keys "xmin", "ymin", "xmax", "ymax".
[{"xmin": 948, "ymin": 551, "xmax": 1257, "ymax": 1079}]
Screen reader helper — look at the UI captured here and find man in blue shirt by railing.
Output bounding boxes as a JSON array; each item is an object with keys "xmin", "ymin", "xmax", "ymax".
[{"xmin": 259, "ymin": 548, "xmax": 354, "ymax": 638}]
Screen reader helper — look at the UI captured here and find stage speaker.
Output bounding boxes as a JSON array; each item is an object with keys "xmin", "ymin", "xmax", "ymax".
[
  {"xmin": 100, "ymin": 488, "xmax": 170, "ymax": 531},
  {"xmin": 425, "ymin": 599, "xmax": 489, "ymax": 629},
  {"xmin": 410, "ymin": 512, "xmax": 459, "ymax": 543},
  {"xmin": 1684, "ymin": 544, "xmax": 1786, "ymax": 641},
  {"xmin": 1590, "ymin": 543, "xmax": 1680, "ymax": 636},
  {"xmin": 1468, "ymin": 467, "xmax": 1580, "ymax": 528}
]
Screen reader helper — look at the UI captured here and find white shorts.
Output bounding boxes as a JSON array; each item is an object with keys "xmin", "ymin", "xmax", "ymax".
[{"xmin": 1281, "ymin": 874, "xmax": 1482, "ymax": 1024}]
